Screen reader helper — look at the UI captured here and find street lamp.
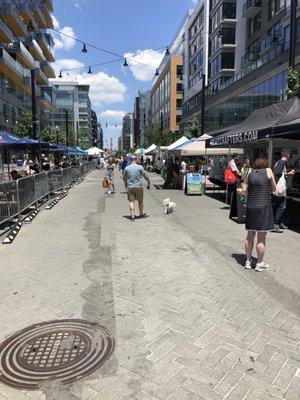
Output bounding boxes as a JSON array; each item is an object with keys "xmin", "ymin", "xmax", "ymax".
[{"xmin": 200, "ymin": 73, "xmax": 206, "ymax": 135}]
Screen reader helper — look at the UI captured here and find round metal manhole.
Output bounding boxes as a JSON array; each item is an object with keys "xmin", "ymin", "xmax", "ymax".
[{"xmin": 0, "ymin": 319, "xmax": 114, "ymax": 390}]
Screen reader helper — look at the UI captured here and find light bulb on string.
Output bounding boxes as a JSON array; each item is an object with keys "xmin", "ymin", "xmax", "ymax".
[
  {"xmin": 155, "ymin": 69, "xmax": 159, "ymax": 76},
  {"xmin": 82, "ymin": 43, "xmax": 88, "ymax": 53},
  {"xmin": 87, "ymin": 66, "xmax": 92, "ymax": 74},
  {"xmin": 123, "ymin": 58, "xmax": 128, "ymax": 67},
  {"xmin": 59, "ymin": 70, "xmax": 63, "ymax": 78},
  {"xmin": 165, "ymin": 47, "xmax": 170, "ymax": 56}
]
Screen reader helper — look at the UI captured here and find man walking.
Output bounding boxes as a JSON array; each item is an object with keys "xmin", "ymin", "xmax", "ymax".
[
  {"xmin": 271, "ymin": 153, "xmax": 295, "ymax": 232},
  {"xmin": 123, "ymin": 155, "xmax": 150, "ymax": 221}
]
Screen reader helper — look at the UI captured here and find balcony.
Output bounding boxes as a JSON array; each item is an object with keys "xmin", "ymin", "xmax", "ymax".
[
  {"xmin": 5, "ymin": 42, "xmax": 35, "ymax": 69},
  {"xmin": 18, "ymin": 1, "xmax": 35, "ymax": 27},
  {"xmin": 0, "ymin": 48, "xmax": 26, "ymax": 87},
  {"xmin": 25, "ymin": 38, "xmax": 45, "ymax": 62},
  {"xmin": 260, "ymin": 35, "xmax": 282, "ymax": 56},
  {"xmin": 41, "ymin": 60, "xmax": 55, "ymax": 78},
  {"xmin": 243, "ymin": 0, "xmax": 262, "ymax": 18},
  {"xmin": 34, "ymin": 61, "xmax": 48, "ymax": 85},
  {"xmin": 31, "ymin": 1, "xmax": 47, "ymax": 28},
  {"xmin": 38, "ymin": 90, "xmax": 55, "ymax": 110},
  {"xmin": 0, "ymin": 18, "xmax": 14, "ymax": 42},
  {"xmin": 35, "ymin": 33, "xmax": 55, "ymax": 62},
  {"xmin": 44, "ymin": 0, "xmax": 54, "ymax": 12},
  {"xmin": 40, "ymin": 3, "xmax": 54, "ymax": 28},
  {"xmin": 241, "ymin": 52, "xmax": 259, "ymax": 67},
  {"xmin": 2, "ymin": 1, "xmax": 28, "ymax": 37}
]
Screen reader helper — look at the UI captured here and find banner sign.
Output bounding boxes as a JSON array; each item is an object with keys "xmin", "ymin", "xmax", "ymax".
[
  {"xmin": 208, "ymin": 130, "xmax": 263, "ymax": 147},
  {"xmin": 186, "ymin": 173, "xmax": 204, "ymax": 195}
]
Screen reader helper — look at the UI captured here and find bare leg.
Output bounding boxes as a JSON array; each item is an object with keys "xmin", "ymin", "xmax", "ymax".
[
  {"xmin": 138, "ymin": 201, "xmax": 144, "ymax": 216},
  {"xmin": 245, "ymin": 231, "xmax": 255, "ymax": 262},
  {"xmin": 256, "ymin": 232, "xmax": 267, "ymax": 263},
  {"xmin": 129, "ymin": 201, "xmax": 135, "ymax": 218},
  {"xmin": 111, "ymin": 181, "xmax": 115, "ymax": 192}
]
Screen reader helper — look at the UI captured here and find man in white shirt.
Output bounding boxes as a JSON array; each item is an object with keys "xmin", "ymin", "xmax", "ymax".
[{"xmin": 228, "ymin": 153, "xmax": 240, "ymax": 177}]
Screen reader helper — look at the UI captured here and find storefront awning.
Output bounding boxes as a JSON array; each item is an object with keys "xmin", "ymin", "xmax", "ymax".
[{"xmin": 207, "ymin": 97, "xmax": 300, "ymax": 147}]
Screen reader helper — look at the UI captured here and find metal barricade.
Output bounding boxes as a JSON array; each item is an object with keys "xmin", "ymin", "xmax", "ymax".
[
  {"xmin": 0, "ymin": 180, "xmax": 18, "ymax": 225},
  {"xmin": 17, "ymin": 176, "xmax": 35, "ymax": 218},
  {"xmin": 62, "ymin": 167, "xmax": 73, "ymax": 189},
  {"xmin": 46, "ymin": 170, "xmax": 64, "ymax": 193},
  {"xmin": 71, "ymin": 166, "xmax": 81, "ymax": 183},
  {"xmin": 34, "ymin": 173, "xmax": 49, "ymax": 202}
]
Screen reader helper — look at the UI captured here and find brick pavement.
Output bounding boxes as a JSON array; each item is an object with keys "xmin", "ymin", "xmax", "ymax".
[{"xmin": 0, "ymin": 170, "xmax": 299, "ymax": 400}]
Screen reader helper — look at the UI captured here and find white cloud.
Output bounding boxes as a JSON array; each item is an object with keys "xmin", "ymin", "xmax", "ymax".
[
  {"xmin": 51, "ymin": 59, "xmax": 127, "ymax": 108},
  {"xmin": 99, "ymin": 110, "xmax": 126, "ymax": 121},
  {"xmin": 52, "ymin": 15, "xmax": 77, "ymax": 51},
  {"xmin": 124, "ymin": 49, "xmax": 164, "ymax": 82}
]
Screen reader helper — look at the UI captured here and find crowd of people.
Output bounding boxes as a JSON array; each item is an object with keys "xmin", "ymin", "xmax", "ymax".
[{"xmin": 226, "ymin": 152, "xmax": 295, "ymax": 272}]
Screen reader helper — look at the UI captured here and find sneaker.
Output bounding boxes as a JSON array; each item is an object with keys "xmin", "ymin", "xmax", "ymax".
[
  {"xmin": 108, "ymin": 190, "xmax": 111, "ymax": 195},
  {"xmin": 129, "ymin": 216, "xmax": 135, "ymax": 222},
  {"xmin": 255, "ymin": 263, "xmax": 270, "ymax": 272},
  {"xmin": 139, "ymin": 213, "xmax": 148, "ymax": 219},
  {"xmin": 245, "ymin": 260, "xmax": 252, "ymax": 269},
  {"xmin": 279, "ymin": 223, "xmax": 288, "ymax": 229},
  {"xmin": 271, "ymin": 226, "xmax": 283, "ymax": 233}
]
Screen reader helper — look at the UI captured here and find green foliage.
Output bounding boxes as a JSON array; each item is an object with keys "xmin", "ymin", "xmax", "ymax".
[
  {"xmin": 286, "ymin": 67, "xmax": 300, "ymax": 98},
  {"xmin": 187, "ymin": 120, "xmax": 200, "ymax": 138},
  {"xmin": 77, "ymin": 127, "xmax": 90, "ymax": 150},
  {"xmin": 145, "ymin": 123, "xmax": 173, "ymax": 147},
  {"xmin": 14, "ymin": 111, "xmax": 33, "ymax": 137}
]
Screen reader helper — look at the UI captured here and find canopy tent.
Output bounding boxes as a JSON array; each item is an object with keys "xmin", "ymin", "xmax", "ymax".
[
  {"xmin": 134, "ymin": 148, "xmax": 145, "ymax": 156},
  {"xmin": 171, "ymin": 137, "xmax": 242, "ymax": 156},
  {"xmin": 207, "ymin": 97, "xmax": 300, "ymax": 148},
  {"xmin": 68, "ymin": 146, "xmax": 87, "ymax": 156},
  {"xmin": 144, "ymin": 144, "xmax": 157, "ymax": 154},
  {"xmin": 167, "ymin": 136, "xmax": 189, "ymax": 151},
  {"xmin": 87, "ymin": 146, "xmax": 103, "ymax": 156},
  {"xmin": 0, "ymin": 131, "xmax": 40, "ymax": 146}
]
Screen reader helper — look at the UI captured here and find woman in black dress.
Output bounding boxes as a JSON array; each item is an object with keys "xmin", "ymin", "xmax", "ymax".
[{"xmin": 245, "ymin": 157, "xmax": 276, "ymax": 272}]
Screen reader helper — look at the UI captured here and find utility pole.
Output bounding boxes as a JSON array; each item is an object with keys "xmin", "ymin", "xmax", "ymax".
[
  {"xmin": 289, "ymin": 0, "xmax": 298, "ymax": 68},
  {"xmin": 31, "ymin": 69, "xmax": 37, "ymax": 139},
  {"xmin": 65, "ymin": 109, "xmax": 69, "ymax": 146},
  {"xmin": 76, "ymin": 121, "xmax": 79, "ymax": 147},
  {"xmin": 201, "ymin": 73, "xmax": 206, "ymax": 135}
]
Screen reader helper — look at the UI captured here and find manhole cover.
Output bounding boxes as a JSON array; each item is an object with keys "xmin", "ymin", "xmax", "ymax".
[{"xmin": 0, "ymin": 319, "xmax": 114, "ymax": 390}]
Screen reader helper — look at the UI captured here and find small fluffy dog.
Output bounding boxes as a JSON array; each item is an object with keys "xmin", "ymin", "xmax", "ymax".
[{"xmin": 163, "ymin": 198, "xmax": 176, "ymax": 214}]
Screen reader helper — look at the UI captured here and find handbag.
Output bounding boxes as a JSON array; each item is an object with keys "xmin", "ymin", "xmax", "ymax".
[
  {"xmin": 102, "ymin": 178, "xmax": 109, "ymax": 188},
  {"xmin": 224, "ymin": 168, "xmax": 236, "ymax": 184},
  {"xmin": 274, "ymin": 174, "xmax": 286, "ymax": 197}
]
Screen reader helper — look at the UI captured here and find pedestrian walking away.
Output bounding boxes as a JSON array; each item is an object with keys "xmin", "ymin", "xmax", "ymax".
[
  {"xmin": 244, "ymin": 157, "xmax": 277, "ymax": 272},
  {"xmin": 106, "ymin": 156, "xmax": 116, "ymax": 195},
  {"xmin": 123, "ymin": 155, "xmax": 150, "ymax": 221},
  {"xmin": 271, "ymin": 152, "xmax": 295, "ymax": 233}
]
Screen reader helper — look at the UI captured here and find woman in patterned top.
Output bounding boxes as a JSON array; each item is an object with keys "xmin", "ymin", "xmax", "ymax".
[{"xmin": 106, "ymin": 157, "xmax": 116, "ymax": 195}]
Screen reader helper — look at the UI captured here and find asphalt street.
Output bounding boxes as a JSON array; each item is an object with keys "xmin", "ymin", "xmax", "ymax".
[{"xmin": 0, "ymin": 169, "xmax": 299, "ymax": 400}]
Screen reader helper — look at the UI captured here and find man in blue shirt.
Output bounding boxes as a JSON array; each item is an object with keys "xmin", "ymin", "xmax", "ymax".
[{"xmin": 123, "ymin": 156, "xmax": 150, "ymax": 221}]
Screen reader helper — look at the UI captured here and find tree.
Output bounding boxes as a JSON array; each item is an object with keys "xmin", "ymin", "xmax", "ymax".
[
  {"xmin": 14, "ymin": 111, "xmax": 33, "ymax": 137},
  {"xmin": 77, "ymin": 127, "xmax": 90, "ymax": 150},
  {"xmin": 286, "ymin": 67, "xmax": 300, "ymax": 98},
  {"xmin": 187, "ymin": 120, "xmax": 200, "ymax": 137},
  {"xmin": 145, "ymin": 123, "xmax": 173, "ymax": 147}
]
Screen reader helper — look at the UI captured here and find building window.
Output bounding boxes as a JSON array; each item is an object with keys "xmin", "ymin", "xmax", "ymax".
[
  {"xmin": 248, "ymin": 13, "xmax": 261, "ymax": 37},
  {"xmin": 269, "ymin": 0, "xmax": 284, "ymax": 19}
]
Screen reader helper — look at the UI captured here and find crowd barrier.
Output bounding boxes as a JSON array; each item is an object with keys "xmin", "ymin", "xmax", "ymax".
[{"xmin": 0, "ymin": 161, "xmax": 96, "ymax": 227}]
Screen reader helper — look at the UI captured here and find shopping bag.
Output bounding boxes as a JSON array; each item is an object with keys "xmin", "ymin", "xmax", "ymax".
[
  {"xmin": 274, "ymin": 174, "xmax": 286, "ymax": 197},
  {"xmin": 102, "ymin": 179, "xmax": 109, "ymax": 188},
  {"xmin": 224, "ymin": 168, "xmax": 236, "ymax": 184}
]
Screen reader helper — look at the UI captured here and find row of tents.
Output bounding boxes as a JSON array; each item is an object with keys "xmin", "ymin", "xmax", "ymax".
[{"xmin": 0, "ymin": 131, "xmax": 104, "ymax": 157}]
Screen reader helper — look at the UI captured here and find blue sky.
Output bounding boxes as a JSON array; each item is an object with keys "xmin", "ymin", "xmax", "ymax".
[{"xmin": 52, "ymin": 0, "xmax": 197, "ymax": 147}]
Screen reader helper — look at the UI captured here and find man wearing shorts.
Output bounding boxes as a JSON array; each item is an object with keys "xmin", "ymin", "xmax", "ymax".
[{"xmin": 123, "ymin": 155, "xmax": 150, "ymax": 221}]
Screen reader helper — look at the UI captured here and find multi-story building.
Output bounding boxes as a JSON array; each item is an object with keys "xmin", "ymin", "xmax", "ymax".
[
  {"xmin": 133, "ymin": 89, "xmax": 150, "ymax": 148},
  {"xmin": 0, "ymin": 0, "xmax": 55, "ymax": 133},
  {"xmin": 118, "ymin": 136, "xmax": 122, "ymax": 151},
  {"xmin": 50, "ymin": 81, "xmax": 92, "ymax": 148},
  {"xmin": 150, "ymin": 55, "xmax": 183, "ymax": 136},
  {"xmin": 181, "ymin": 0, "xmax": 300, "ymax": 135},
  {"xmin": 91, "ymin": 110, "xmax": 99, "ymax": 146},
  {"xmin": 122, "ymin": 113, "xmax": 134, "ymax": 152},
  {"xmin": 149, "ymin": 13, "xmax": 191, "ymax": 140}
]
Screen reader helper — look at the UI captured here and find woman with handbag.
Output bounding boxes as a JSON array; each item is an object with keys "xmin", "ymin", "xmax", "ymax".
[
  {"xmin": 244, "ymin": 157, "xmax": 277, "ymax": 272},
  {"xmin": 106, "ymin": 157, "xmax": 116, "ymax": 195}
]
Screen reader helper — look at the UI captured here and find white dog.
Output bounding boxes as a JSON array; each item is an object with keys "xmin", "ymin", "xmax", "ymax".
[{"xmin": 163, "ymin": 198, "xmax": 176, "ymax": 214}]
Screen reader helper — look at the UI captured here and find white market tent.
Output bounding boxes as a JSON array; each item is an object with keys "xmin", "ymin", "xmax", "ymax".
[
  {"xmin": 167, "ymin": 136, "xmax": 189, "ymax": 151},
  {"xmin": 87, "ymin": 146, "xmax": 103, "ymax": 156},
  {"xmin": 170, "ymin": 136, "xmax": 243, "ymax": 156},
  {"xmin": 144, "ymin": 144, "xmax": 157, "ymax": 154}
]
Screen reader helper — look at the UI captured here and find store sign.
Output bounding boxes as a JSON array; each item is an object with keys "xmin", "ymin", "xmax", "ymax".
[
  {"xmin": 186, "ymin": 173, "xmax": 204, "ymax": 195},
  {"xmin": 209, "ymin": 130, "xmax": 259, "ymax": 147}
]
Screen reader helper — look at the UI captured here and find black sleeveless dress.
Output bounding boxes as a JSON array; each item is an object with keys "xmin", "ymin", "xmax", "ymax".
[{"xmin": 246, "ymin": 169, "xmax": 274, "ymax": 231}]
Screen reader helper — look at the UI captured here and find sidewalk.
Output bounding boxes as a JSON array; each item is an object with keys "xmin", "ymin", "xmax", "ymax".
[{"xmin": 0, "ymin": 170, "xmax": 299, "ymax": 400}]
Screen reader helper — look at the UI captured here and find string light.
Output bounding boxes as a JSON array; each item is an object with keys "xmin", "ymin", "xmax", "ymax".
[
  {"xmin": 82, "ymin": 43, "xmax": 88, "ymax": 53},
  {"xmin": 87, "ymin": 66, "xmax": 92, "ymax": 74},
  {"xmin": 123, "ymin": 58, "xmax": 128, "ymax": 67}
]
